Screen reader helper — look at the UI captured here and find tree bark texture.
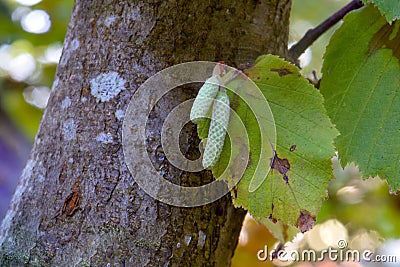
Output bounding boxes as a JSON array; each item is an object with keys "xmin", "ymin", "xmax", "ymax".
[{"xmin": 0, "ymin": 0, "xmax": 291, "ymax": 266}]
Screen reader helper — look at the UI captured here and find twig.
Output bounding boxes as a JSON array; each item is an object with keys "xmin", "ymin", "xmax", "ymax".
[{"xmin": 289, "ymin": 0, "xmax": 364, "ymax": 60}]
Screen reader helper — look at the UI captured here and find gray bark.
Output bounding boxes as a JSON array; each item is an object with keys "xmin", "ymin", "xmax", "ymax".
[{"xmin": 0, "ymin": 0, "xmax": 291, "ymax": 266}]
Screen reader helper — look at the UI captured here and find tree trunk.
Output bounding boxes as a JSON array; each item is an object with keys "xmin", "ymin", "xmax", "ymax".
[{"xmin": 0, "ymin": 1, "xmax": 291, "ymax": 266}]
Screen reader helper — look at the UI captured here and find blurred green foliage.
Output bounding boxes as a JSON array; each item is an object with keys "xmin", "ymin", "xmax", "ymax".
[{"xmin": 0, "ymin": 0, "xmax": 73, "ymax": 139}]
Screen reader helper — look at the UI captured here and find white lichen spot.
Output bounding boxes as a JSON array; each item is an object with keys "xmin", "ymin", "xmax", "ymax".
[
  {"xmin": 38, "ymin": 174, "xmax": 45, "ymax": 182},
  {"xmin": 52, "ymin": 77, "xmax": 59, "ymax": 90},
  {"xmin": 115, "ymin": 109, "xmax": 125, "ymax": 121},
  {"xmin": 81, "ymin": 96, "xmax": 87, "ymax": 103},
  {"xmin": 104, "ymin": 16, "xmax": 117, "ymax": 27},
  {"xmin": 197, "ymin": 230, "xmax": 206, "ymax": 247},
  {"xmin": 69, "ymin": 157, "xmax": 74, "ymax": 164},
  {"xmin": 184, "ymin": 235, "xmax": 192, "ymax": 246},
  {"xmin": 24, "ymin": 159, "xmax": 36, "ymax": 178},
  {"xmin": 96, "ymin": 132, "xmax": 113, "ymax": 144},
  {"xmin": 60, "ymin": 38, "xmax": 80, "ymax": 67},
  {"xmin": 90, "ymin": 72, "xmax": 125, "ymax": 102},
  {"xmin": 62, "ymin": 119, "xmax": 77, "ymax": 141},
  {"xmin": 61, "ymin": 96, "xmax": 71, "ymax": 109},
  {"xmin": 71, "ymin": 38, "xmax": 80, "ymax": 50}
]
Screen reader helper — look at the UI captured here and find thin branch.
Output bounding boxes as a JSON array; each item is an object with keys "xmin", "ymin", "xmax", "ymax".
[{"xmin": 289, "ymin": 0, "xmax": 364, "ymax": 60}]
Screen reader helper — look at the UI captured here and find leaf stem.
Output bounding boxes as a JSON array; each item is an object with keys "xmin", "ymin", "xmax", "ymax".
[{"xmin": 288, "ymin": 0, "xmax": 364, "ymax": 61}]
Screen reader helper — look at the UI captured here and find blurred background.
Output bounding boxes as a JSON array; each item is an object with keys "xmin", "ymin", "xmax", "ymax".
[{"xmin": 0, "ymin": 0, "xmax": 399, "ymax": 266}]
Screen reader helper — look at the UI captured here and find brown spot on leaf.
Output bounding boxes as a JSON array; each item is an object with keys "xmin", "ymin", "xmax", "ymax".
[
  {"xmin": 268, "ymin": 203, "xmax": 278, "ymax": 223},
  {"xmin": 368, "ymin": 21, "xmax": 400, "ymax": 60},
  {"xmin": 297, "ymin": 210, "xmax": 316, "ymax": 233},
  {"xmin": 268, "ymin": 214, "xmax": 278, "ymax": 224},
  {"xmin": 270, "ymin": 68, "xmax": 293, "ymax": 77},
  {"xmin": 232, "ymin": 186, "xmax": 238, "ymax": 199},
  {"xmin": 270, "ymin": 150, "xmax": 290, "ymax": 183}
]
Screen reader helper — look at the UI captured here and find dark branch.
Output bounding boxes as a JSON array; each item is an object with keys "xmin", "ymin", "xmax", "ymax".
[{"xmin": 289, "ymin": 0, "xmax": 364, "ymax": 61}]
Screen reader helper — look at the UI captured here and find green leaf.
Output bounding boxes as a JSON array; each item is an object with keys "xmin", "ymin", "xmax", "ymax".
[
  {"xmin": 197, "ymin": 55, "xmax": 338, "ymax": 240},
  {"xmin": 362, "ymin": 0, "xmax": 400, "ymax": 23},
  {"xmin": 320, "ymin": 6, "xmax": 400, "ymax": 190}
]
